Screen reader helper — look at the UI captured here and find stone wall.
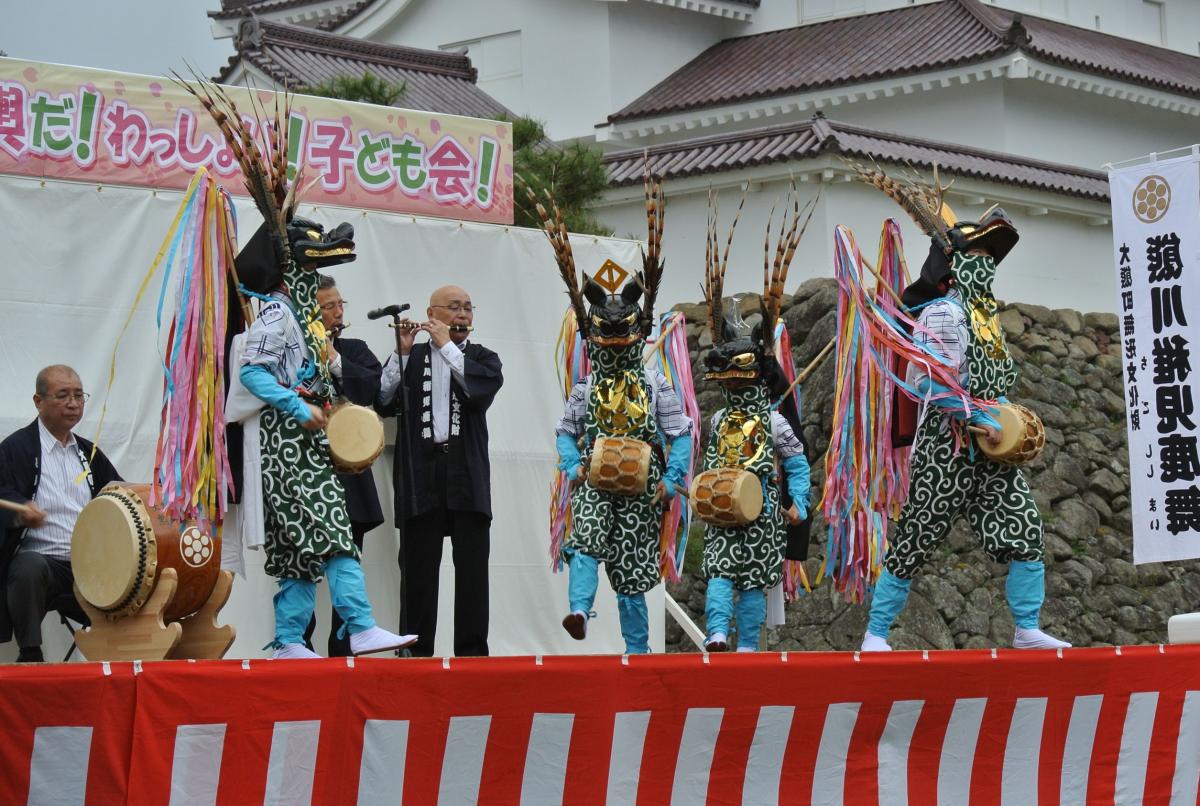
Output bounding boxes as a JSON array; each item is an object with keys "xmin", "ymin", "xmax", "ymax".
[{"xmin": 663, "ymin": 279, "xmax": 1200, "ymax": 652}]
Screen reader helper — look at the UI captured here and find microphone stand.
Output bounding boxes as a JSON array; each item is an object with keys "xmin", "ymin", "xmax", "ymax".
[{"xmin": 388, "ymin": 309, "xmax": 419, "ymax": 653}]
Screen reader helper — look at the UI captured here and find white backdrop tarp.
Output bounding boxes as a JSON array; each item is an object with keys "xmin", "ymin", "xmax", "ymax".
[{"xmin": 0, "ymin": 173, "xmax": 665, "ymax": 661}]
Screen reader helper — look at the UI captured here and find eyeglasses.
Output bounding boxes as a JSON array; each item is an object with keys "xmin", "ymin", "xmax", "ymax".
[
  {"xmin": 47, "ymin": 392, "xmax": 90, "ymax": 403},
  {"xmin": 319, "ymin": 299, "xmax": 346, "ymax": 312},
  {"xmin": 431, "ymin": 303, "xmax": 476, "ymax": 314}
]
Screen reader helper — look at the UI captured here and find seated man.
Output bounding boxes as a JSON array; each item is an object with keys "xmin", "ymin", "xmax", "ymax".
[{"xmin": 0, "ymin": 366, "xmax": 121, "ymax": 662}]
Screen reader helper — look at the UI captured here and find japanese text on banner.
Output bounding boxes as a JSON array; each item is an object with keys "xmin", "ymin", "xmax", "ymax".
[
  {"xmin": 1109, "ymin": 152, "xmax": 1200, "ymax": 564},
  {"xmin": 0, "ymin": 58, "xmax": 513, "ymax": 225}
]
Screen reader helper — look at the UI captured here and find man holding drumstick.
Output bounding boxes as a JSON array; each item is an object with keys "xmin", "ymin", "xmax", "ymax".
[
  {"xmin": 861, "ymin": 211, "xmax": 1070, "ymax": 653},
  {"xmin": 0, "ymin": 365, "xmax": 121, "ymax": 662}
]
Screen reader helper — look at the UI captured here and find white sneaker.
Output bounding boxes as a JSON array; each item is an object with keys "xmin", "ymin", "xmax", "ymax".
[
  {"xmin": 861, "ymin": 632, "xmax": 892, "ymax": 652},
  {"xmin": 1013, "ymin": 627, "xmax": 1071, "ymax": 650},
  {"xmin": 704, "ymin": 632, "xmax": 728, "ymax": 653},
  {"xmin": 272, "ymin": 643, "xmax": 321, "ymax": 660},
  {"xmin": 350, "ymin": 626, "xmax": 418, "ymax": 656},
  {"xmin": 735, "ymin": 646, "xmax": 755, "ymax": 654}
]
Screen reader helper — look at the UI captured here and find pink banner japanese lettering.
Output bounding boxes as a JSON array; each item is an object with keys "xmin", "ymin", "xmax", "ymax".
[{"xmin": 0, "ymin": 58, "xmax": 514, "ymax": 224}]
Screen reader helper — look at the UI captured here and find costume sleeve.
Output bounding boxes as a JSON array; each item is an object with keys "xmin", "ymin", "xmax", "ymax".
[
  {"xmin": 662, "ymin": 436, "xmax": 692, "ymax": 498},
  {"xmin": 771, "ymin": 411, "xmax": 805, "ymax": 460},
  {"xmin": 336, "ymin": 340, "xmax": 383, "ymax": 407},
  {"xmin": 240, "ymin": 364, "xmax": 312, "ymax": 423},
  {"xmin": 780, "ymin": 453, "xmax": 810, "ymax": 518},
  {"xmin": 554, "ymin": 382, "xmax": 588, "ymax": 438},
  {"xmin": 912, "ymin": 376, "xmax": 1001, "ymax": 431},
  {"xmin": 652, "ymin": 371, "xmax": 693, "ymax": 439},
  {"xmin": 240, "ymin": 301, "xmax": 293, "ymax": 384},
  {"xmin": 329, "ymin": 352, "xmax": 343, "ymax": 379},
  {"xmin": 907, "ymin": 296, "xmax": 1000, "ymax": 429},
  {"xmin": 556, "ymin": 433, "xmax": 582, "ymax": 476},
  {"xmin": 909, "ymin": 297, "xmax": 969, "ymax": 389},
  {"xmin": 459, "ymin": 345, "xmax": 503, "ymax": 411}
]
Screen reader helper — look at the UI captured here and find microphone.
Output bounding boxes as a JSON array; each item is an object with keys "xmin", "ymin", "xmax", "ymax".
[{"xmin": 367, "ymin": 303, "xmax": 410, "ymax": 320}]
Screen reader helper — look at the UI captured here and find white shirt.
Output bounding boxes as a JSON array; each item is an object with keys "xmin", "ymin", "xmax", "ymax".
[
  {"xmin": 380, "ymin": 341, "xmax": 468, "ymax": 444},
  {"xmin": 21, "ymin": 420, "xmax": 91, "ymax": 560}
]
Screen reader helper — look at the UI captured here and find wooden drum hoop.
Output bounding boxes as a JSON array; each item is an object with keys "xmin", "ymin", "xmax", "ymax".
[
  {"xmin": 976, "ymin": 402, "xmax": 1045, "ymax": 466},
  {"xmin": 587, "ymin": 436, "xmax": 652, "ymax": 496},
  {"xmin": 689, "ymin": 467, "xmax": 764, "ymax": 527}
]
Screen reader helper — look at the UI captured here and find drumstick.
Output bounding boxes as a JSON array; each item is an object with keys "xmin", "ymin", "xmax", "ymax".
[
  {"xmin": 858, "ymin": 254, "xmax": 907, "ymax": 309},
  {"xmin": 0, "ymin": 499, "xmax": 36, "ymax": 519},
  {"xmin": 776, "ymin": 337, "xmax": 837, "ymax": 403},
  {"xmin": 771, "ymin": 262, "xmax": 912, "ymax": 407}
]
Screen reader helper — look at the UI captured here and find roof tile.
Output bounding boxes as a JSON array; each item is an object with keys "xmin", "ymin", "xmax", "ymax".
[
  {"xmin": 604, "ymin": 115, "xmax": 1109, "ymax": 201},
  {"xmin": 609, "ymin": 0, "xmax": 1200, "ymax": 123},
  {"xmin": 216, "ymin": 20, "xmax": 511, "ymax": 121}
]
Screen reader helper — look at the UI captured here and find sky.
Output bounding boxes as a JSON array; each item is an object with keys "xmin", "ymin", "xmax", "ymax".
[{"xmin": 3, "ymin": 0, "xmax": 235, "ymax": 78}]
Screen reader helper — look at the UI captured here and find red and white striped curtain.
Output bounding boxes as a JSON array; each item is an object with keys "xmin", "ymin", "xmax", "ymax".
[{"xmin": 1, "ymin": 648, "xmax": 1197, "ymax": 804}]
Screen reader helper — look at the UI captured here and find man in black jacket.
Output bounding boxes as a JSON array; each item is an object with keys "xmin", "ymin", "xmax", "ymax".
[
  {"xmin": 303, "ymin": 275, "xmax": 387, "ymax": 657},
  {"xmin": 0, "ymin": 366, "xmax": 121, "ymax": 662},
  {"xmin": 379, "ymin": 285, "xmax": 503, "ymax": 657}
]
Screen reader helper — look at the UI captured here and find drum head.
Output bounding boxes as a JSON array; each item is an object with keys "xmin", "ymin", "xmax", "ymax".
[
  {"xmin": 71, "ymin": 491, "xmax": 146, "ymax": 610},
  {"xmin": 327, "ymin": 404, "xmax": 385, "ymax": 465},
  {"xmin": 736, "ymin": 472, "xmax": 764, "ymax": 522},
  {"xmin": 978, "ymin": 405, "xmax": 1023, "ymax": 458}
]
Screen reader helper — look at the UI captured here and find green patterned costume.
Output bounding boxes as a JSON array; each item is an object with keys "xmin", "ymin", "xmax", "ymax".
[
  {"xmin": 885, "ymin": 252, "xmax": 1043, "ymax": 578},
  {"xmin": 699, "ymin": 383, "xmax": 786, "ymax": 590},
  {"xmin": 564, "ymin": 343, "xmax": 667, "ymax": 595},
  {"xmin": 246, "ymin": 266, "xmax": 358, "ymax": 582}
]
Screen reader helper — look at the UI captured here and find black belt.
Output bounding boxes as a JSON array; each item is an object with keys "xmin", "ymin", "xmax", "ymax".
[{"xmin": 433, "ymin": 442, "xmax": 450, "ymax": 454}]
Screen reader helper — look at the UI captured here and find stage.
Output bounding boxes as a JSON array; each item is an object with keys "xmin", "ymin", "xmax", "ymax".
[{"xmin": 1, "ymin": 647, "xmax": 1198, "ymax": 804}]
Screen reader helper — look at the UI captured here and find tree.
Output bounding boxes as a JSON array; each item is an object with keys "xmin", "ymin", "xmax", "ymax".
[
  {"xmin": 510, "ymin": 116, "xmax": 612, "ymax": 236},
  {"xmin": 305, "ymin": 72, "xmax": 405, "ymax": 106}
]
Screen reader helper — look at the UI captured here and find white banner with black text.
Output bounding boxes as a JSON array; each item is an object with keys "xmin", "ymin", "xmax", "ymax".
[{"xmin": 1109, "ymin": 151, "xmax": 1200, "ymax": 563}]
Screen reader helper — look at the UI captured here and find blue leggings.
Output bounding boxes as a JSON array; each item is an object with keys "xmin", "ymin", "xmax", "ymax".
[
  {"xmin": 273, "ymin": 555, "xmax": 375, "ymax": 646},
  {"xmin": 705, "ymin": 578, "xmax": 766, "ymax": 650}
]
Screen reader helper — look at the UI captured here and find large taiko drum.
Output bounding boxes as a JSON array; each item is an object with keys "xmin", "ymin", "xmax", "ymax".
[
  {"xmin": 587, "ymin": 436, "xmax": 652, "ymax": 496},
  {"xmin": 326, "ymin": 402, "xmax": 385, "ymax": 474},
  {"xmin": 977, "ymin": 403, "xmax": 1045, "ymax": 466},
  {"xmin": 690, "ymin": 467, "xmax": 764, "ymax": 527},
  {"xmin": 71, "ymin": 483, "xmax": 220, "ymax": 621}
]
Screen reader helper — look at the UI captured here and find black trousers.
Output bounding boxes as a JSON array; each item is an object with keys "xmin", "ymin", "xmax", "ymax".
[
  {"xmin": 303, "ymin": 524, "xmax": 368, "ymax": 657},
  {"xmin": 6, "ymin": 552, "xmax": 74, "ymax": 650},
  {"xmin": 401, "ymin": 452, "xmax": 491, "ymax": 657}
]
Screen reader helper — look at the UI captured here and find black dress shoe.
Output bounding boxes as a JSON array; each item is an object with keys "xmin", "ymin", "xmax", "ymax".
[{"xmin": 17, "ymin": 646, "xmax": 44, "ymax": 663}]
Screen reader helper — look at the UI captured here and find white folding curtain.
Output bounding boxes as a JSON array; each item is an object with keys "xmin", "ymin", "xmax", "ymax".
[{"xmin": 0, "ymin": 173, "xmax": 664, "ymax": 659}]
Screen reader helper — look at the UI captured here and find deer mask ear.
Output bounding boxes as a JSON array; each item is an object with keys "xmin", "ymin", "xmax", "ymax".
[
  {"xmin": 621, "ymin": 280, "xmax": 643, "ymax": 305},
  {"xmin": 582, "ymin": 274, "xmax": 607, "ymax": 307}
]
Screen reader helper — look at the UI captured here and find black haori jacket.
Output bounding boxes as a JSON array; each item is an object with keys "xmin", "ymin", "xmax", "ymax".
[
  {"xmin": 332, "ymin": 336, "xmax": 385, "ymax": 532},
  {"xmin": 384, "ymin": 341, "xmax": 503, "ymax": 523},
  {"xmin": 0, "ymin": 419, "xmax": 121, "ymax": 643}
]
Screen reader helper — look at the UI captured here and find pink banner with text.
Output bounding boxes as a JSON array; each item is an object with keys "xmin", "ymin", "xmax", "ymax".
[{"xmin": 0, "ymin": 58, "xmax": 513, "ymax": 224}]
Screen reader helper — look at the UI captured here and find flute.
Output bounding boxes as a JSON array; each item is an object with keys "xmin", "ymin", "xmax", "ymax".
[{"xmin": 388, "ymin": 322, "xmax": 474, "ymax": 333}]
